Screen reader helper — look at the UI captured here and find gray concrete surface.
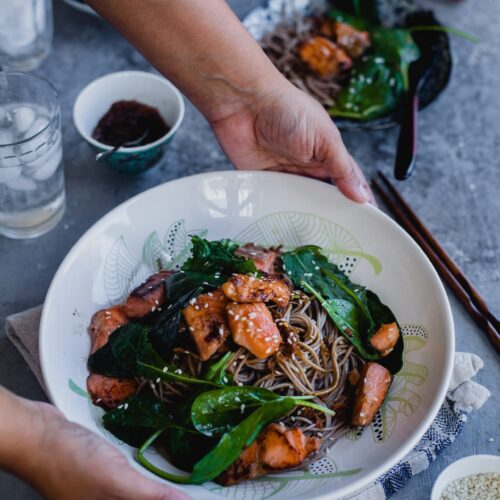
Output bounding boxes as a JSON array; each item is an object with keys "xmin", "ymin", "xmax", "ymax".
[{"xmin": 0, "ymin": 0, "xmax": 498, "ymax": 498}]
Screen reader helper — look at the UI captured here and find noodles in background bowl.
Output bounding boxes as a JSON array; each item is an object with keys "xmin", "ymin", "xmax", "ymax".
[{"xmin": 260, "ymin": 17, "xmax": 343, "ymax": 107}]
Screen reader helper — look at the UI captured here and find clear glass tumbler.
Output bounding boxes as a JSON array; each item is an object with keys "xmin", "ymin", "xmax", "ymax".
[
  {"xmin": 0, "ymin": 72, "xmax": 65, "ymax": 239},
  {"xmin": 0, "ymin": 0, "xmax": 53, "ymax": 71}
]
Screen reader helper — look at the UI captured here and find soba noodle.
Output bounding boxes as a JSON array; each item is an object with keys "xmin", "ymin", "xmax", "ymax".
[{"xmin": 260, "ymin": 17, "xmax": 343, "ymax": 107}]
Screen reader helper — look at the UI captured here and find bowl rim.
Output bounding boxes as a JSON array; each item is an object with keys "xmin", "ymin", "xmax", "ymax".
[
  {"xmin": 430, "ymin": 454, "xmax": 500, "ymax": 500},
  {"xmin": 72, "ymin": 70, "xmax": 185, "ymax": 153},
  {"xmin": 39, "ymin": 171, "xmax": 455, "ymax": 499}
]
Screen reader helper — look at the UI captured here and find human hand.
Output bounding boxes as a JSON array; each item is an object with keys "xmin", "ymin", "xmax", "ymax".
[
  {"xmin": 210, "ymin": 81, "xmax": 375, "ymax": 204},
  {"xmin": 0, "ymin": 390, "xmax": 189, "ymax": 500}
]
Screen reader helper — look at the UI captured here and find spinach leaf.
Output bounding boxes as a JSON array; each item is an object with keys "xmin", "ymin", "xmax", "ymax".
[
  {"xmin": 88, "ymin": 323, "xmax": 163, "ymax": 378},
  {"xmin": 191, "ymin": 386, "xmax": 334, "ymax": 437},
  {"xmin": 191, "ymin": 386, "xmax": 285, "ymax": 436},
  {"xmin": 137, "ymin": 399, "xmax": 297, "ymax": 484},
  {"xmin": 103, "ymin": 394, "xmax": 188, "ymax": 447},
  {"xmin": 371, "ymin": 28, "xmax": 420, "ymax": 90},
  {"xmin": 203, "ymin": 352, "xmax": 233, "ymax": 385},
  {"xmin": 149, "ymin": 286, "xmax": 201, "ymax": 358},
  {"xmin": 137, "ymin": 361, "xmax": 225, "ymax": 388},
  {"xmin": 330, "ymin": 56, "xmax": 404, "ymax": 120},
  {"xmin": 189, "ymin": 399, "xmax": 297, "ymax": 484},
  {"xmin": 164, "ymin": 427, "xmax": 217, "ymax": 472},
  {"xmin": 182, "ymin": 236, "xmax": 257, "ymax": 276},
  {"xmin": 282, "ymin": 246, "xmax": 403, "ymax": 373}
]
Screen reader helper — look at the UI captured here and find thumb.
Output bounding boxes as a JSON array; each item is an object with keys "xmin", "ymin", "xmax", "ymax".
[{"xmin": 322, "ymin": 130, "xmax": 370, "ymax": 204}]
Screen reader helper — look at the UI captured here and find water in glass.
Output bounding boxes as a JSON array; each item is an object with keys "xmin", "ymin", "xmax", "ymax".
[
  {"xmin": 0, "ymin": 0, "xmax": 53, "ymax": 71},
  {"xmin": 0, "ymin": 73, "xmax": 65, "ymax": 238}
]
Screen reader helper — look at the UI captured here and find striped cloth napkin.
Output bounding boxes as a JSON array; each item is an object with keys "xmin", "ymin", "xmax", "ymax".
[{"xmin": 5, "ymin": 307, "xmax": 491, "ymax": 499}]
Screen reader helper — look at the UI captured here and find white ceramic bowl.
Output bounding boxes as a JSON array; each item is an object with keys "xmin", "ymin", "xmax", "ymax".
[
  {"xmin": 40, "ymin": 171, "xmax": 454, "ymax": 500},
  {"xmin": 73, "ymin": 71, "xmax": 185, "ymax": 174},
  {"xmin": 431, "ymin": 455, "xmax": 500, "ymax": 499}
]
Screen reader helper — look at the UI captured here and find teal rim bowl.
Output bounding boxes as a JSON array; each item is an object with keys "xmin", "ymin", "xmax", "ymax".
[{"xmin": 73, "ymin": 71, "xmax": 185, "ymax": 174}]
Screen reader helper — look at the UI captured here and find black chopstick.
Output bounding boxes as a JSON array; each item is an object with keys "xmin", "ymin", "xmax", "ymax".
[
  {"xmin": 378, "ymin": 171, "xmax": 499, "ymax": 331},
  {"xmin": 372, "ymin": 174, "xmax": 500, "ymax": 354}
]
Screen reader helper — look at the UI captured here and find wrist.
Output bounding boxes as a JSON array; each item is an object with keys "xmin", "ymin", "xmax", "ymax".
[{"xmin": 204, "ymin": 69, "xmax": 290, "ymax": 127}]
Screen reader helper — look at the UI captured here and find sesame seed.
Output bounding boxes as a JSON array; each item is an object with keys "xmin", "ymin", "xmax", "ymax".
[
  {"xmin": 219, "ymin": 327, "xmax": 225, "ymax": 335},
  {"xmin": 156, "ymin": 378, "xmax": 161, "ymax": 383},
  {"xmin": 118, "ymin": 404, "xmax": 124, "ymax": 409},
  {"xmin": 235, "ymin": 315, "xmax": 240, "ymax": 320},
  {"xmin": 235, "ymin": 397, "xmax": 241, "ymax": 402},
  {"xmin": 207, "ymin": 292, "xmax": 213, "ymax": 297},
  {"xmin": 163, "ymin": 366, "xmax": 168, "ymax": 372},
  {"xmin": 154, "ymin": 299, "xmax": 159, "ymax": 305},
  {"xmin": 265, "ymin": 347, "xmax": 272, "ymax": 354},
  {"xmin": 315, "ymin": 266, "xmax": 320, "ymax": 270},
  {"xmin": 189, "ymin": 298, "xmax": 196, "ymax": 305},
  {"xmin": 124, "ymin": 403, "xmax": 129, "ymax": 410},
  {"xmin": 205, "ymin": 303, "xmax": 209, "ymax": 309},
  {"xmin": 151, "ymin": 306, "xmax": 156, "ymax": 312},
  {"xmin": 240, "ymin": 404, "xmax": 246, "ymax": 413},
  {"xmin": 175, "ymin": 369, "xmax": 183, "ymax": 374},
  {"xmin": 189, "ymin": 326, "xmax": 194, "ymax": 331},
  {"xmin": 150, "ymin": 383, "xmax": 155, "ymax": 389},
  {"xmin": 249, "ymin": 312, "xmax": 257, "ymax": 319},
  {"xmin": 265, "ymin": 337, "xmax": 271, "ymax": 342},
  {"xmin": 96, "ymin": 398, "xmax": 102, "ymax": 403},
  {"xmin": 194, "ymin": 305, "xmax": 200, "ymax": 310}
]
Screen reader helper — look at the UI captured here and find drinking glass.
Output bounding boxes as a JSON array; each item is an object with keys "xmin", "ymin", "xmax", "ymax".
[
  {"xmin": 0, "ymin": 0, "xmax": 53, "ymax": 71},
  {"xmin": 0, "ymin": 72, "xmax": 65, "ymax": 239}
]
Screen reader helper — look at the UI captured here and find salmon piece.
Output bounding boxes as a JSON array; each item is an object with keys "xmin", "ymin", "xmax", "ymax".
[
  {"xmin": 227, "ymin": 302, "xmax": 281, "ymax": 359},
  {"xmin": 235, "ymin": 244, "xmax": 278, "ymax": 275},
  {"xmin": 88, "ymin": 303, "xmax": 136, "ymax": 409},
  {"xmin": 333, "ymin": 22, "xmax": 371, "ymax": 59},
  {"xmin": 89, "ymin": 306, "xmax": 128, "ymax": 354},
  {"xmin": 123, "ymin": 271, "xmax": 173, "ymax": 318},
  {"xmin": 87, "ymin": 374, "xmax": 138, "ymax": 410},
  {"xmin": 182, "ymin": 289, "xmax": 230, "ymax": 361},
  {"xmin": 222, "ymin": 274, "xmax": 291, "ymax": 307},
  {"xmin": 217, "ymin": 423, "xmax": 320, "ymax": 486},
  {"xmin": 370, "ymin": 322, "xmax": 400, "ymax": 357},
  {"xmin": 351, "ymin": 362, "xmax": 392, "ymax": 426},
  {"xmin": 217, "ymin": 440, "xmax": 261, "ymax": 486},
  {"xmin": 260, "ymin": 423, "xmax": 320, "ymax": 469},
  {"xmin": 298, "ymin": 36, "xmax": 352, "ymax": 77}
]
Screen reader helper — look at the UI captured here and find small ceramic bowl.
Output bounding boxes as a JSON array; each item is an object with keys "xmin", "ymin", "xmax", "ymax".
[
  {"xmin": 431, "ymin": 454, "xmax": 500, "ymax": 500},
  {"xmin": 73, "ymin": 71, "xmax": 184, "ymax": 174}
]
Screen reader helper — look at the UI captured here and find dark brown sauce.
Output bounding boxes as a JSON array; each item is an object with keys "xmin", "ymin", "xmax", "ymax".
[{"xmin": 92, "ymin": 100, "xmax": 170, "ymax": 147}]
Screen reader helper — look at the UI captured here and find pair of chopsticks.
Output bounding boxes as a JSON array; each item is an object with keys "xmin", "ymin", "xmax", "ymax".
[{"xmin": 372, "ymin": 171, "xmax": 500, "ymax": 354}]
